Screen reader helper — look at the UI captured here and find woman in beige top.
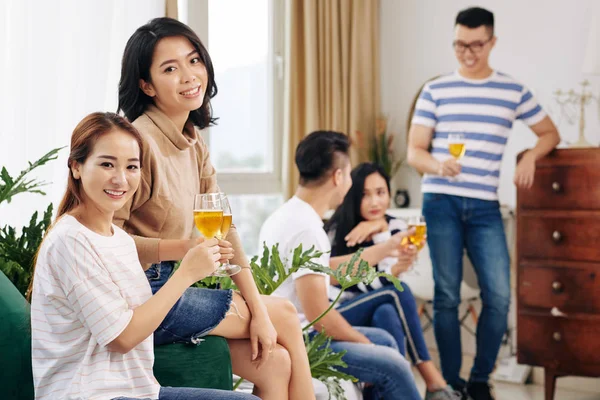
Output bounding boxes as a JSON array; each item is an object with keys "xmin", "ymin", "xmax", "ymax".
[{"xmin": 114, "ymin": 17, "xmax": 314, "ymax": 400}]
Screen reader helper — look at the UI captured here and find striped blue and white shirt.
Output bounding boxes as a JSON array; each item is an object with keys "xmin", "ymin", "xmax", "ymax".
[{"xmin": 411, "ymin": 71, "xmax": 546, "ymax": 201}]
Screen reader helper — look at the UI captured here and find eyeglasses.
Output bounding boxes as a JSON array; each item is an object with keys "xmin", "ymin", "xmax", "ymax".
[{"xmin": 452, "ymin": 37, "xmax": 493, "ymax": 54}]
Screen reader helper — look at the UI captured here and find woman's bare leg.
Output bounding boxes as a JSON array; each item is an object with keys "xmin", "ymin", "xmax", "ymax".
[
  {"xmin": 417, "ymin": 360, "xmax": 448, "ymax": 391},
  {"xmin": 261, "ymin": 296, "xmax": 315, "ymax": 400},
  {"xmin": 210, "ymin": 293, "xmax": 315, "ymax": 400},
  {"xmin": 228, "ymin": 340, "xmax": 291, "ymax": 400}
]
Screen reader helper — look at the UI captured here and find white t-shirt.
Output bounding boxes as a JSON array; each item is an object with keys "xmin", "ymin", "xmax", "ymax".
[
  {"xmin": 258, "ymin": 196, "xmax": 331, "ymax": 327},
  {"xmin": 30, "ymin": 215, "xmax": 160, "ymax": 400}
]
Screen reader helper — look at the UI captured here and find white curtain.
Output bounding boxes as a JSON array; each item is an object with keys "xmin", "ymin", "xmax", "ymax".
[{"xmin": 0, "ymin": 0, "xmax": 165, "ymax": 228}]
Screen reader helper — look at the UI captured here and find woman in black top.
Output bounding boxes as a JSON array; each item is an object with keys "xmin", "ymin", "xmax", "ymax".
[{"xmin": 325, "ymin": 163, "xmax": 458, "ymax": 399}]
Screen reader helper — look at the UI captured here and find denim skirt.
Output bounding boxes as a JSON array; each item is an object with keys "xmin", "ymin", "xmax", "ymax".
[{"xmin": 145, "ymin": 261, "xmax": 233, "ymax": 345}]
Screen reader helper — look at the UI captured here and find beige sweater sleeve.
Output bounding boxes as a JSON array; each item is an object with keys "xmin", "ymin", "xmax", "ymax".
[
  {"xmin": 196, "ymin": 133, "xmax": 251, "ymax": 269},
  {"xmin": 130, "ymin": 235, "xmax": 161, "ymax": 265}
]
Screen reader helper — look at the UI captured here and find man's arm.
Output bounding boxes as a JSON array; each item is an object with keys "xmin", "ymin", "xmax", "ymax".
[
  {"xmin": 407, "ymin": 124, "xmax": 461, "ymax": 177},
  {"xmin": 295, "ymin": 275, "xmax": 370, "ymax": 344},
  {"xmin": 514, "ymin": 116, "xmax": 561, "ymax": 188}
]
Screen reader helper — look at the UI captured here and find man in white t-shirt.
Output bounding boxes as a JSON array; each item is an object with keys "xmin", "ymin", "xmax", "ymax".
[
  {"xmin": 407, "ymin": 7, "xmax": 560, "ymax": 400},
  {"xmin": 259, "ymin": 131, "xmax": 422, "ymax": 399}
]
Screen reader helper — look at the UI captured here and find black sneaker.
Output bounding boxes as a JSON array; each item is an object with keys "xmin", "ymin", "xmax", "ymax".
[{"xmin": 466, "ymin": 381, "xmax": 494, "ymax": 400}]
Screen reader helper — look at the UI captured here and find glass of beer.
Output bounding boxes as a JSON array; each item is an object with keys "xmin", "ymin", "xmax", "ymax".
[
  {"xmin": 406, "ymin": 215, "xmax": 427, "ymax": 270},
  {"xmin": 193, "ymin": 193, "xmax": 239, "ymax": 277},
  {"xmin": 448, "ymin": 132, "xmax": 466, "ymax": 181},
  {"xmin": 216, "ymin": 193, "xmax": 242, "ymax": 276}
]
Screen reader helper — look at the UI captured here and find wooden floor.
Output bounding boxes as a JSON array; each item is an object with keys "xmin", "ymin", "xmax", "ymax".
[
  {"xmin": 414, "ymin": 351, "xmax": 600, "ymax": 400},
  {"xmin": 413, "ymin": 372, "xmax": 600, "ymax": 400},
  {"xmin": 235, "ymin": 350, "xmax": 600, "ymax": 399}
]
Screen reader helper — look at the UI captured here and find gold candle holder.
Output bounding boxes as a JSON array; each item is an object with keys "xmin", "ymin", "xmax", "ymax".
[{"xmin": 554, "ymin": 80, "xmax": 596, "ymax": 148}]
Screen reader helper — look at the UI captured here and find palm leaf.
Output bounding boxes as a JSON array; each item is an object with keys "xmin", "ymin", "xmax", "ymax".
[
  {"xmin": 0, "ymin": 203, "xmax": 54, "ymax": 296},
  {"xmin": 0, "ymin": 147, "xmax": 64, "ymax": 204},
  {"xmin": 206, "ymin": 245, "xmax": 404, "ymax": 400},
  {"xmin": 305, "ymin": 330, "xmax": 355, "ymax": 400}
]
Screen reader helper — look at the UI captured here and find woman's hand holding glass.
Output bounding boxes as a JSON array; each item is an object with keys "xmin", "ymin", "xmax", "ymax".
[
  {"xmin": 404, "ymin": 215, "xmax": 427, "ymax": 272},
  {"xmin": 193, "ymin": 193, "xmax": 241, "ymax": 277},
  {"xmin": 391, "ymin": 244, "xmax": 419, "ymax": 276},
  {"xmin": 177, "ymin": 238, "xmax": 222, "ymax": 284},
  {"xmin": 382, "ymin": 229, "xmax": 418, "ymax": 276},
  {"xmin": 216, "ymin": 239, "xmax": 235, "ymax": 264},
  {"xmin": 384, "ymin": 229, "xmax": 413, "ymax": 256},
  {"xmin": 214, "ymin": 193, "xmax": 242, "ymax": 276}
]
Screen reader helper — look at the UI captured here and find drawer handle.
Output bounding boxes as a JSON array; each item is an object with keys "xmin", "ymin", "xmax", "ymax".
[
  {"xmin": 552, "ymin": 182, "xmax": 561, "ymax": 192},
  {"xmin": 553, "ymin": 332, "xmax": 562, "ymax": 342},
  {"xmin": 552, "ymin": 281, "xmax": 563, "ymax": 293},
  {"xmin": 551, "ymin": 307, "xmax": 567, "ymax": 317},
  {"xmin": 552, "ymin": 231, "xmax": 562, "ymax": 242}
]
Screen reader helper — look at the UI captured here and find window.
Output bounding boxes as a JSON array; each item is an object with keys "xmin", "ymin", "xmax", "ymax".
[
  {"xmin": 208, "ymin": 0, "xmax": 271, "ymax": 174},
  {"xmin": 228, "ymin": 194, "xmax": 284, "ymax": 256},
  {"xmin": 0, "ymin": 0, "xmax": 165, "ymax": 229},
  {"xmin": 204, "ymin": 0, "xmax": 284, "ymax": 194},
  {"xmin": 187, "ymin": 0, "xmax": 285, "ymax": 255}
]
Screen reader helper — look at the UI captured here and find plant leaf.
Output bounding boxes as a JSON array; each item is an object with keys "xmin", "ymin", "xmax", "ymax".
[
  {"xmin": 305, "ymin": 330, "xmax": 356, "ymax": 399},
  {"xmin": 0, "ymin": 147, "xmax": 64, "ymax": 205},
  {"xmin": 0, "ymin": 203, "xmax": 54, "ymax": 296}
]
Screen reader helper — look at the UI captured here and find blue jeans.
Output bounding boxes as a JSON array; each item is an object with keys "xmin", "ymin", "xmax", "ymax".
[
  {"xmin": 112, "ymin": 386, "xmax": 259, "ymax": 399},
  {"xmin": 323, "ymin": 326, "xmax": 421, "ymax": 400},
  {"xmin": 145, "ymin": 262, "xmax": 233, "ymax": 345},
  {"xmin": 337, "ymin": 283, "xmax": 431, "ymax": 364},
  {"xmin": 422, "ymin": 193, "xmax": 510, "ymax": 385}
]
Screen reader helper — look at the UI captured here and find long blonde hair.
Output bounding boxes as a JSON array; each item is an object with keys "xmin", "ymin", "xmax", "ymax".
[{"xmin": 26, "ymin": 112, "xmax": 144, "ymax": 300}]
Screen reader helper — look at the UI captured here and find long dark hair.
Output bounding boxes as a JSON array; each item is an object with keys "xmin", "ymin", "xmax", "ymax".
[
  {"xmin": 324, "ymin": 162, "xmax": 391, "ymax": 256},
  {"xmin": 27, "ymin": 112, "xmax": 143, "ymax": 300},
  {"xmin": 117, "ymin": 17, "xmax": 218, "ymax": 129}
]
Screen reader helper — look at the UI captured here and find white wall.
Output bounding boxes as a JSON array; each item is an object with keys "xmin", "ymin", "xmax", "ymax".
[
  {"xmin": 380, "ymin": 0, "xmax": 599, "ymax": 209},
  {"xmin": 0, "ymin": 0, "xmax": 165, "ymax": 229}
]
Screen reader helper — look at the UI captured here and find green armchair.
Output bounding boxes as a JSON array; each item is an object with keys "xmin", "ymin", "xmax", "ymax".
[
  {"xmin": 0, "ymin": 271, "xmax": 232, "ymax": 399},
  {"xmin": 153, "ymin": 338, "xmax": 233, "ymax": 390},
  {"xmin": 0, "ymin": 270, "xmax": 35, "ymax": 400}
]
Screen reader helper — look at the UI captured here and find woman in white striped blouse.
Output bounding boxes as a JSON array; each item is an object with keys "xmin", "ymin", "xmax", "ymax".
[{"xmin": 30, "ymin": 112, "xmax": 258, "ymax": 400}]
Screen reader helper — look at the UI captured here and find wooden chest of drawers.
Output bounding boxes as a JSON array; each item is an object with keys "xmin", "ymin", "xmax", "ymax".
[{"xmin": 516, "ymin": 148, "xmax": 600, "ymax": 400}]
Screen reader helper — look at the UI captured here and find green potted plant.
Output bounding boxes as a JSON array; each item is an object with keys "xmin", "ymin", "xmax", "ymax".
[
  {"xmin": 0, "ymin": 147, "xmax": 62, "ymax": 399},
  {"xmin": 198, "ymin": 244, "xmax": 402, "ymax": 399},
  {"xmin": 0, "ymin": 148, "xmax": 62, "ymax": 296}
]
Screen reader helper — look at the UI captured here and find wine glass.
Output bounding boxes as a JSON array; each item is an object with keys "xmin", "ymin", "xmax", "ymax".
[
  {"xmin": 193, "ymin": 193, "xmax": 240, "ymax": 277},
  {"xmin": 216, "ymin": 193, "xmax": 242, "ymax": 276},
  {"xmin": 406, "ymin": 215, "xmax": 427, "ymax": 271},
  {"xmin": 447, "ymin": 132, "xmax": 466, "ymax": 181}
]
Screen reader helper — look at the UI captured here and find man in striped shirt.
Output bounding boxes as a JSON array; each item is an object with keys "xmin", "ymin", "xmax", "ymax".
[{"xmin": 407, "ymin": 7, "xmax": 560, "ymax": 400}]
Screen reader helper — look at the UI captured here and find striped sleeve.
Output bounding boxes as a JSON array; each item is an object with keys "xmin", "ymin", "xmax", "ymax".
[
  {"xmin": 516, "ymin": 87, "xmax": 547, "ymax": 126},
  {"xmin": 411, "ymin": 84, "xmax": 437, "ymax": 127},
  {"xmin": 60, "ymin": 235, "xmax": 133, "ymax": 348}
]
